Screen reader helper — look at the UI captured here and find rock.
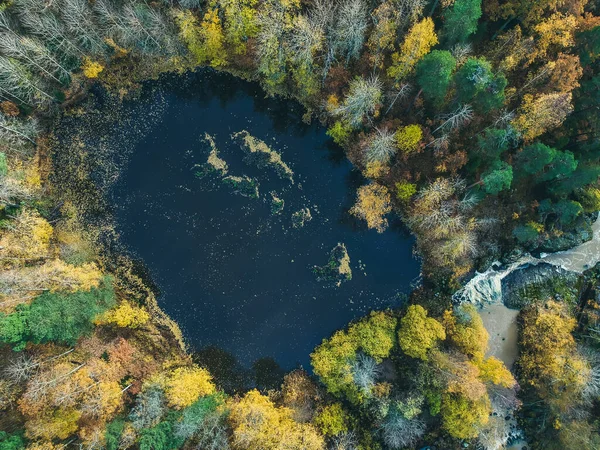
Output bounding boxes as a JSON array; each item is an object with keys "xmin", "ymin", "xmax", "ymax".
[{"xmin": 502, "ymin": 262, "xmax": 579, "ymax": 309}]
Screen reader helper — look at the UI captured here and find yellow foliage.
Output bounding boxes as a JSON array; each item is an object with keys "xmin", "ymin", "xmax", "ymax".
[
  {"xmin": 25, "ymin": 408, "xmax": 81, "ymax": 441},
  {"xmin": 398, "ymin": 305, "xmax": 446, "ymax": 360},
  {"xmin": 441, "ymin": 392, "xmax": 490, "ymax": 439},
  {"xmin": 95, "ymin": 300, "xmax": 150, "ymax": 328},
  {"xmin": 314, "ymin": 403, "xmax": 349, "ymax": 437},
  {"xmin": 175, "ymin": 9, "xmax": 227, "ymax": 67},
  {"xmin": 81, "ymin": 58, "xmax": 104, "ymax": 79},
  {"xmin": 349, "ymin": 184, "xmax": 392, "ymax": 233},
  {"xmin": 161, "ymin": 366, "xmax": 216, "ymax": 409},
  {"xmin": 26, "ymin": 443, "xmax": 60, "ymax": 450},
  {"xmin": 395, "ymin": 124, "xmax": 423, "ymax": 154},
  {"xmin": 533, "ymin": 13, "xmax": 577, "ymax": 59},
  {"xmin": 443, "ymin": 305, "xmax": 489, "ymax": 360},
  {"xmin": 388, "ymin": 18, "xmax": 438, "ymax": 80},
  {"xmin": 0, "ymin": 208, "xmax": 53, "ymax": 263},
  {"xmin": 475, "ymin": 356, "xmax": 516, "ymax": 388},
  {"xmin": 228, "ymin": 390, "xmax": 325, "ymax": 450},
  {"xmin": 363, "ymin": 161, "xmax": 390, "ymax": 179},
  {"xmin": 512, "ymin": 92, "xmax": 574, "ymax": 142},
  {"xmin": 519, "ymin": 301, "xmax": 589, "ymax": 394}
]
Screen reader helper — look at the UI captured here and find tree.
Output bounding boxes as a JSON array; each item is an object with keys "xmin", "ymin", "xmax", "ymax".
[
  {"xmin": 454, "ymin": 58, "xmax": 506, "ymax": 112},
  {"xmin": 95, "ymin": 301, "xmax": 150, "ymax": 329},
  {"xmin": 476, "ymin": 357, "xmax": 516, "ymax": 388},
  {"xmin": 442, "ymin": 0, "xmax": 482, "ymax": 44},
  {"xmin": 314, "ymin": 403, "xmax": 350, "ymax": 437},
  {"xmin": 0, "ymin": 431, "xmax": 24, "ymax": 450},
  {"xmin": 161, "ymin": 367, "xmax": 216, "ymax": 409},
  {"xmin": 416, "ymin": 50, "xmax": 456, "ymax": 105},
  {"xmin": 311, "ymin": 312, "xmax": 396, "ymax": 402},
  {"xmin": 332, "ymin": 0, "xmax": 367, "ymax": 65},
  {"xmin": 395, "ymin": 181, "xmax": 417, "ymax": 202},
  {"xmin": 228, "ymin": 390, "xmax": 325, "ymax": 450},
  {"xmin": 517, "ymin": 142, "xmax": 557, "ymax": 175},
  {"xmin": 512, "ymin": 93, "xmax": 573, "ymax": 141},
  {"xmin": 349, "ymin": 184, "xmax": 392, "ymax": 233},
  {"xmin": 334, "ymin": 76, "xmax": 382, "ymax": 128},
  {"xmin": 398, "ymin": 305, "xmax": 446, "ymax": 360},
  {"xmin": 0, "ymin": 277, "xmax": 115, "ymax": 349},
  {"xmin": 0, "ymin": 208, "xmax": 53, "ymax": 262},
  {"xmin": 388, "ymin": 18, "xmax": 437, "ymax": 80},
  {"xmin": 440, "ymin": 392, "xmax": 490, "ymax": 439},
  {"xmin": 174, "ymin": 9, "xmax": 226, "ymax": 67},
  {"xmin": 365, "ymin": 128, "xmax": 396, "ymax": 164},
  {"xmin": 217, "ymin": 0, "xmax": 259, "ymax": 54},
  {"xmin": 443, "ymin": 304, "xmax": 488, "ymax": 360},
  {"xmin": 539, "ymin": 199, "xmax": 583, "ymax": 226},
  {"xmin": 381, "ymin": 404, "xmax": 425, "ymax": 449},
  {"xmin": 480, "ymin": 160, "xmax": 513, "ymax": 195},
  {"xmin": 395, "ymin": 124, "xmax": 422, "ymax": 154}
]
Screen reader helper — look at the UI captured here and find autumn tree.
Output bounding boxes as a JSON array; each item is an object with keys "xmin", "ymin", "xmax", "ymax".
[
  {"xmin": 398, "ymin": 305, "xmax": 446, "ymax": 360},
  {"xmin": 217, "ymin": 0, "xmax": 259, "ymax": 54},
  {"xmin": 395, "ymin": 124, "xmax": 423, "ymax": 154},
  {"xmin": 349, "ymin": 183, "xmax": 392, "ymax": 233},
  {"xmin": 228, "ymin": 389, "xmax": 325, "ymax": 450},
  {"xmin": 512, "ymin": 93, "xmax": 573, "ymax": 141},
  {"xmin": 388, "ymin": 18, "xmax": 438, "ymax": 81}
]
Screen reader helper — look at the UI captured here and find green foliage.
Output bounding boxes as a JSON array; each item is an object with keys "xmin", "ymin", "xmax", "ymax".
[
  {"xmin": 105, "ymin": 419, "xmax": 125, "ymax": 450},
  {"xmin": 310, "ymin": 311, "xmax": 397, "ymax": 403},
  {"xmin": 576, "ymin": 186, "xmax": 600, "ymax": 212},
  {"xmin": 550, "ymin": 164, "xmax": 600, "ymax": 195},
  {"xmin": 0, "ymin": 431, "xmax": 25, "ymax": 450},
  {"xmin": 395, "ymin": 181, "xmax": 417, "ymax": 202},
  {"xmin": 173, "ymin": 393, "xmax": 225, "ymax": 441},
  {"xmin": 539, "ymin": 199, "xmax": 583, "ymax": 226},
  {"xmin": 0, "ymin": 277, "xmax": 115, "ymax": 349},
  {"xmin": 442, "ymin": 0, "xmax": 482, "ymax": 43},
  {"xmin": 540, "ymin": 150, "xmax": 577, "ymax": 182},
  {"xmin": 454, "ymin": 58, "xmax": 506, "ymax": 112},
  {"xmin": 513, "ymin": 222, "xmax": 543, "ymax": 245},
  {"xmin": 416, "ymin": 50, "xmax": 456, "ymax": 105},
  {"xmin": 481, "ymin": 160, "xmax": 513, "ymax": 195},
  {"xmin": 0, "ymin": 152, "xmax": 7, "ymax": 177},
  {"xmin": 139, "ymin": 421, "xmax": 176, "ymax": 450},
  {"xmin": 326, "ymin": 121, "xmax": 352, "ymax": 146},
  {"xmin": 476, "ymin": 128, "xmax": 515, "ymax": 161},
  {"xmin": 517, "ymin": 142, "xmax": 557, "ymax": 175}
]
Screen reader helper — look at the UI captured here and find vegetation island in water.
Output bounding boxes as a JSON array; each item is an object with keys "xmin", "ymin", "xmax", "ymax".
[{"xmin": 2, "ymin": 0, "xmax": 600, "ymax": 449}]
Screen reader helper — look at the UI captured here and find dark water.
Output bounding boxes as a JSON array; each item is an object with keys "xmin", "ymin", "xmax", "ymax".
[{"xmin": 107, "ymin": 70, "xmax": 420, "ymax": 368}]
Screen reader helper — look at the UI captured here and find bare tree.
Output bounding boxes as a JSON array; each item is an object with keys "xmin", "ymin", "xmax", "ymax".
[
  {"xmin": 0, "ymin": 113, "xmax": 38, "ymax": 147},
  {"xmin": 334, "ymin": 75, "xmax": 382, "ymax": 127},
  {"xmin": 332, "ymin": 0, "xmax": 368, "ymax": 65},
  {"xmin": 0, "ymin": 56, "xmax": 54, "ymax": 107},
  {"xmin": 365, "ymin": 128, "xmax": 397, "ymax": 164},
  {"xmin": 432, "ymin": 104, "xmax": 474, "ymax": 134},
  {"xmin": 380, "ymin": 409, "xmax": 425, "ymax": 449},
  {"xmin": 58, "ymin": 0, "xmax": 106, "ymax": 54},
  {"xmin": 351, "ymin": 353, "xmax": 380, "ymax": 394},
  {"xmin": 3, "ymin": 353, "xmax": 39, "ymax": 383},
  {"xmin": 330, "ymin": 432, "xmax": 358, "ymax": 450}
]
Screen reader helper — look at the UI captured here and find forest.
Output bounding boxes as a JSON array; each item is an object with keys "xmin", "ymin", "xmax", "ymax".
[{"xmin": 1, "ymin": 0, "xmax": 600, "ymax": 448}]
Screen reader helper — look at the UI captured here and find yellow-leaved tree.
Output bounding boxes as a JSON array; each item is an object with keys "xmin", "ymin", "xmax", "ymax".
[
  {"xmin": 160, "ymin": 366, "xmax": 216, "ymax": 409},
  {"xmin": 398, "ymin": 305, "xmax": 446, "ymax": 360},
  {"xmin": 228, "ymin": 389, "xmax": 325, "ymax": 450},
  {"xmin": 388, "ymin": 18, "xmax": 438, "ymax": 80}
]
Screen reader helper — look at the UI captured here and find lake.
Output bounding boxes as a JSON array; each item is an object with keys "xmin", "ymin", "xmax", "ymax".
[{"xmin": 92, "ymin": 69, "xmax": 419, "ymax": 368}]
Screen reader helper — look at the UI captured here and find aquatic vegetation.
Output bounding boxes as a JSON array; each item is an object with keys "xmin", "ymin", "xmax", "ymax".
[
  {"xmin": 312, "ymin": 242, "xmax": 352, "ymax": 287},
  {"xmin": 232, "ymin": 130, "xmax": 293, "ymax": 182},
  {"xmin": 194, "ymin": 133, "xmax": 228, "ymax": 178},
  {"xmin": 269, "ymin": 191, "xmax": 284, "ymax": 215},
  {"xmin": 291, "ymin": 207, "xmax": 312, "ymax": 228},
  {"xmin": 221, "ymin": 175, "xmax": 259, "ymax": 199}
]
